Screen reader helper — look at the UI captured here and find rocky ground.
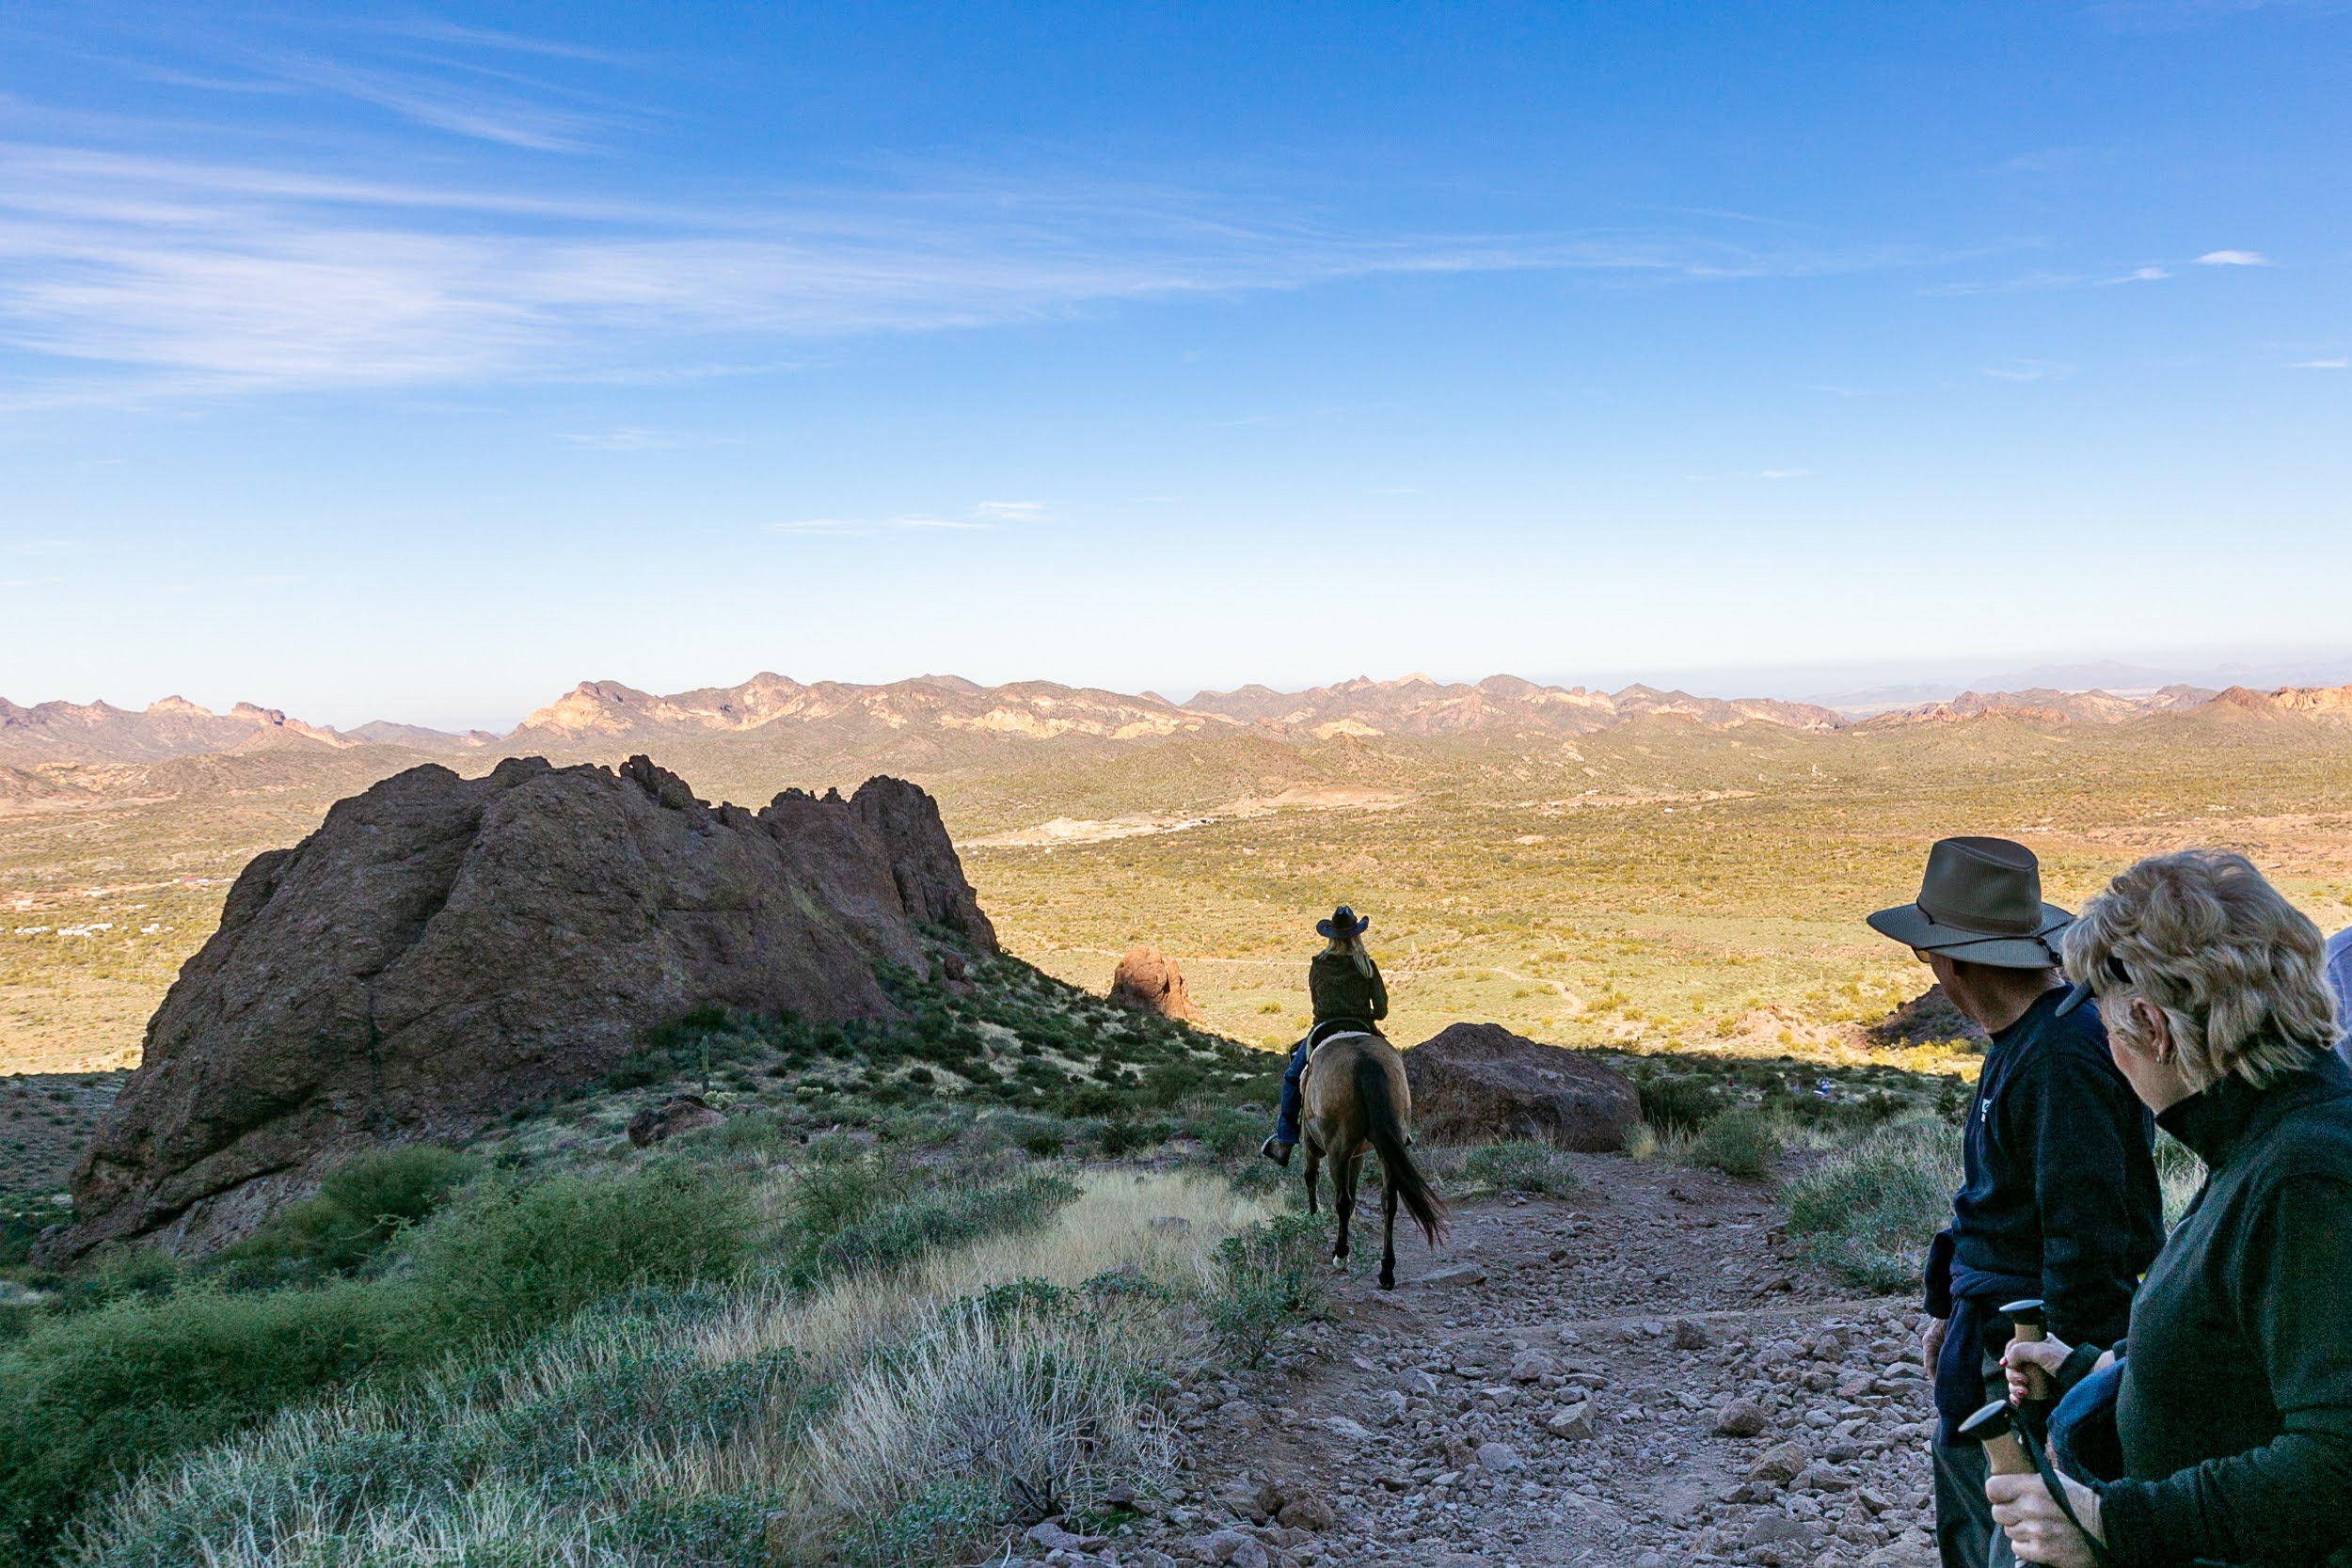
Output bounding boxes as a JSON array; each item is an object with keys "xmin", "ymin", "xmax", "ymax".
[{"xmin": 1032, "ymin": 1151, "xmax": 1939, "ymax": 1568}]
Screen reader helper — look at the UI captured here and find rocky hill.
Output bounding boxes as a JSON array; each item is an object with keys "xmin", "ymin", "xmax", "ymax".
[
  {"xmin": 51, "ymin": 756, "xmax": 996, "ymax": 1259},
  {"xmin": 0, "ymin": 697, "xmax": 354, "ymax": 762},
  {"xmin": 21, "ymin": 673, "xmax": 2352, "ymax": 772}
]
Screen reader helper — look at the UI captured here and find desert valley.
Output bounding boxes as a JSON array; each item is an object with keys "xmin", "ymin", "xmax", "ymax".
[{"xmin": 1, "ymin": 667, "xmax": 2345, "ymax": 1561}]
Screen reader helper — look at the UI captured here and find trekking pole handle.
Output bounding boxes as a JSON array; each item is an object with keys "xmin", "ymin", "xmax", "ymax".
[
  {"xmin": 1961, "ymin": 1400, "xmax": 2037, "ymax": 1477},
  {"xmin": 2001, "ymin": 1298, "xmax": 2055, "ymax": 1403}
]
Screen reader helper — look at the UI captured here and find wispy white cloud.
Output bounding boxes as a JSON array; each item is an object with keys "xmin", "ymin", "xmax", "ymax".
[
  {"xmin": 2197, "ymin": 249, "xmax": 2271, "ymax": 266},
  {"xmin": 0, "ymin": 138, "xmax": 1972, "ymax": 400},
  {"xmin": 264, "ymin": 55, "xmax": 605, "ymax": 150},
  {"xmin": 768, "ymin": 515, "xmax": 992, "ymax": 537},
  {"xmin": 1921, "ymin": 271, "xmax": 2081, "ymax": 297},
  {"xmin": 2104, "ymin": 265, "xmax": 2171, "ymax": 283},
  {"xmin": 1980, "ymin": 359, "xmax": 2076, "ymax": 382},
  {"xmin": 973, "ymin": 500, "xmax": 1041, "ymax": 520},
  {"xmin": 2291, "ymin": 356, "xmax": 2349, "ymax": 369},
  {"xmin": 768, "ymin": 518, "xmax": 875, "ymax": 537},
  {"xmin": 559, "ymin": 428, "xmax": 699, "ymax": 450}
]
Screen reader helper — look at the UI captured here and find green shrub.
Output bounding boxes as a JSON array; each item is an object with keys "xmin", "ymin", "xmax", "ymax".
[
  {"xmin": 1460, "ymin": 1140, "xmax": 1579, "ymax": 1196},
  {"xmin": 1206, "ymin": 1213, "xmax": 1329, "ymax": 1368},
  {"xmin": 213, "ymin": 1145, "xmax": 478, "ymax": 1286},
  {"xmin": 1097, "ymin": 1118, "xmax": 1168, "ymax": 1157},
  {"xmin": 1636, "ymin": 1075, "xmax": 1726, "ymax": 1136},
  {"xmin": 405, "ymin": 1162, "xmax": 755, "ymax": 1347},
  {"xmin": 1185, "ymin": 1105, "xmax": 1267, "ymax": 1158},
  {"xmin": 0, "ymin": 1278, "xmax": 407, "ymax": 1558},
  {"xmin": 1685, "ymin": 1107, "xmax": 1781, "ymax": 1179},
  {"xmin": 837, "ymin": 1477, "xmax": 1002, "ymax": 1568},
  {"xmin": 1783, "ymin": 1117, "xmax": 1963, "ymax": 1290},
  {"xmin": 790, "ymin": 1169, "xmax": 1077, "ymax": 1287}
]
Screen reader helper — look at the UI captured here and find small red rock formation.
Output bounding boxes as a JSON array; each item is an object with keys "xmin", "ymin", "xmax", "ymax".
[{"xmin": 1109, "ymin": 944, "xmax": 1196, "ymax": 1020}]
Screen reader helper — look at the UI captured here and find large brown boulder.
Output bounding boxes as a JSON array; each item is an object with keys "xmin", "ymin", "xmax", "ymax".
[
  {"xmin": 55, "ymin": 755, "xmax": 994, "ymax": 1258},
  {"xmin": 1403, "ymin": 1022, "xmax": 1640, "ymax": 1151},
  {"xmin": 1109, "ymin": 944, "xmax": 1196, "ymax": 1020}
]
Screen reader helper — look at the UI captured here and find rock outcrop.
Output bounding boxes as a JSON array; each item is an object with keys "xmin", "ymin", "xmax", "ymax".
[
  {"xmin": 1109, "ymin": 944, "xmax": 1196, "ymax": 1020},
  {"xmin": 56, "ymin": 755, "xmax": 994, "ymax": 1258},
  {"xmin": 1402, "ymin": 1022, "xmax": 1639, "ymax": 1151},
  {"xmin": 627, "ymin": 1096, "xmax": 727, "ymax": 1148},
  {"xmin": 1866, "ymin": 983, "xmax": 1988, "ymax": 1050}
]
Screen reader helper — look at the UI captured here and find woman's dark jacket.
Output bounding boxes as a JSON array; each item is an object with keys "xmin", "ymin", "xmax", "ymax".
[
  {"xmin": 2098, "ymin": 1050, "xmax": 2352, "ymax": 1567},
  {"xmin": 1309, "ymin": 952, "xmax": 1388, "ymax": 1032}
]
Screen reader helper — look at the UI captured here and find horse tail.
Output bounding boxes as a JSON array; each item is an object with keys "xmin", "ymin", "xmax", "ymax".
[{"xmin": 1353, "ymin": 1053, "xmax": 1447, "ymax": 1248}]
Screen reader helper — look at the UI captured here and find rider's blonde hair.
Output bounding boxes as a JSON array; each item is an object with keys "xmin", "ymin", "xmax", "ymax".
[{"xmin": 1325, "ymin": 932, "xmax": 1375, "ymax": 977}]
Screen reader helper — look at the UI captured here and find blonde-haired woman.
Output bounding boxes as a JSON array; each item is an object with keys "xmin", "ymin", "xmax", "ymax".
[
  {"xmin": 1991, "ymin": 849, "xmax": 2352, "ymax": 1568},
  {"xmin": 1263, "ymin": 905, "xmax": 1390, "ymax": 1164}
]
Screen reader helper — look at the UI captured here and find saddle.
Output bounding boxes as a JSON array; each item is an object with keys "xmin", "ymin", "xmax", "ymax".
[{"xmin": 1299, "ymin": 1018, "xmax": 1383, "ymax": 1094}]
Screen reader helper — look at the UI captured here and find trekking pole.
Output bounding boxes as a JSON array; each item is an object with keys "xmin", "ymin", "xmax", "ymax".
[
  {"xmin": 2004, "ymin": 1297, "xmax": 2060, "ymax": 1410},
  {"xmin": 1960, "ymin": 1399, "xmax": 2035, "ymax": 1479}
]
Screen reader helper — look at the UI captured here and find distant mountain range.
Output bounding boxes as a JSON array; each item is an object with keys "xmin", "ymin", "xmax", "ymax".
[{"xmin": 7, "ymin": 671, "xmax": 2352, "ymax": 766}]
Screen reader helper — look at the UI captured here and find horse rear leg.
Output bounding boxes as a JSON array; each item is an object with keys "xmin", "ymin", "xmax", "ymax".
[
  {"xmin": 1332, "ymin": 1150, "xmax": 1359, "ymax": 1270},
  {"xmin": 1379, "ymin": 1176, "xmax": 1400, "ymax": 1291},
  {"xmin": 1301, "ymin": 1141, "xmax": 1323, "ymax": 1216}
]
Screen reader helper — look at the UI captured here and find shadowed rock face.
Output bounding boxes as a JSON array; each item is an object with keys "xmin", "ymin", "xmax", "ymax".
[
  {"xmin": 1402, "ymin": 1022, "xmax": 1640, "ymax": 1151},
  {"xmin": 56, "ymin": 755, "xmax": 994, "ymax": 1258}
]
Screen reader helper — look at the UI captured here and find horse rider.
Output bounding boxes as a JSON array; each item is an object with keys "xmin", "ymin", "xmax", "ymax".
[{"xmin": 1263, "ymin": 904, "xmax": 1390, "ymax": 1165}]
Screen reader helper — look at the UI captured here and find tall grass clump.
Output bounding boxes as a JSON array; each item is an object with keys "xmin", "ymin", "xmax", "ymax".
[
  {"xmin": 1204, "ymin": 1212, "xmax": 1328, "ymax": 1369},
  {"xmin": 67, "ymin": 1171, "xmax": 1257, "ymax": 1568},
  {"xmin": 67, "ymin": 1291, "xmax": 805, "ymax": 1568},
  {"xmin": 782, "ymin": 1153, "xmax": 1077, "ymax": 1289},
  {"xmin": 0, "ymin": 1160, "xmax": 756, "ymax": 1560},
  {"xmin": 1458, "ymin": 1140, "xmax": 1579, "ymax": 1196},
  {"xmin": 1684, "ymin": 1106, "xmax": 1782, "ymax": 1180},
  {"xmin": 803, "ymin": 1299, "xmax": 1173, "ymax": 1567},
  {"xmin": 1783, "ymin": 1117, "xmax": 1963, "ymax": 1291}
]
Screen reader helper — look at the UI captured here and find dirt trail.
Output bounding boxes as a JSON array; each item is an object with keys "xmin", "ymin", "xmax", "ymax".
[{"xmin": 1117, "ymin": 1153, "xmax": 1943, "ymax": 1568}]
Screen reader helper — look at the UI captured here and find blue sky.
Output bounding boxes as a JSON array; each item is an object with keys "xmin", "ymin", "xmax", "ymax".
[{"xmin": 2, "ymin": 3, "xmax": 2347, "ymax": 729}]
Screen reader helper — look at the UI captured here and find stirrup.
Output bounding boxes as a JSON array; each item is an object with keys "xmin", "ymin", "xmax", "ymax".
[{"xmin": 1261, "ymin": 1136, "xmax": 1295, "ymax": 1167}]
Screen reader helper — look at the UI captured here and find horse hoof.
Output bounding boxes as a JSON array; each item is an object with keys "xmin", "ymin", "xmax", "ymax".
[
  {"xmin": 1376, "ymin": 1275, "xmax": 1395, "ymax": 1291},
  {"xmin": 1330, "ymin": 1254, "xmax": 1346, "ymax": 1270}
]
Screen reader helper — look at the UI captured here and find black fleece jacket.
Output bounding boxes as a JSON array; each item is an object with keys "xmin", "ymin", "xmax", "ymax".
[
  {"xmin": 1925, "ymin": 990, "xmax": 2163, "ymax": 1433},
  {"xmin": 2099, "ymin": 1052, "xmax": 2352, "ymax": 1568}
]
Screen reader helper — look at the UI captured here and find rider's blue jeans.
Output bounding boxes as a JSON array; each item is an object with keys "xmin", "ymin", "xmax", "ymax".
[{"xmin": 1274, "ymin": 1038, "xmax": 1310, "ymax": 1147}]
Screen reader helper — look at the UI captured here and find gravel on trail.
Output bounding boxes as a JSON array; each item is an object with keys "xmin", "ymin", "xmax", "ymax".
[{"xmin": 1017, "ymin": 1152, "xmax": 1944, "ymax": 1568}]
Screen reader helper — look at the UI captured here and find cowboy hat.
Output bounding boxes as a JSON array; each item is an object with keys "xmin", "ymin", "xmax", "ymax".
[
  {"xmin": 1867, "ymin": 836, "xmax": 2072, "ymax": 970},
  {"xmin": 1316, "ymin": 904, "xmax": 1370, "ymax": 939}
]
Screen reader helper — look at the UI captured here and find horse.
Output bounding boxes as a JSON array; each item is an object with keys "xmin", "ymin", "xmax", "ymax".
[{"xmin": 1298, "ymin": 1030, "xmax": 1448, "ymax": 1289}]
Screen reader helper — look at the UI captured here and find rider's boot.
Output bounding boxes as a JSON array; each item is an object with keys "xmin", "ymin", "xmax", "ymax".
[{"xmin": 1261, "ymin": 1136, "xmax": 1294, "ymax": 1166}]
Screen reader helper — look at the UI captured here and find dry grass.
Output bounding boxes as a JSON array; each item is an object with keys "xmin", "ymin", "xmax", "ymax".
[{"xmin": 68, "ymin": 1170, "xmax": 1263, "ymax": 1568}]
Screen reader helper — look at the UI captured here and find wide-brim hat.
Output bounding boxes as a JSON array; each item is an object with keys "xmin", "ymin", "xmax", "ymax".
[
  {"xmin": 1867, "ymin": 836, "xmax": 2072, "ymax": 970},
  {"xmin": 1317, "ymin": 904, "xmax": 1370, "ymax": 939}
]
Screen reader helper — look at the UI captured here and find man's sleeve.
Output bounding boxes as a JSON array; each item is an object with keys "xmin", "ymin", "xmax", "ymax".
[
  {"xmin": 2099, "ymin": 1177, "xmax": 2352, "ymax": 1566},
  {"xmin": 2023, "ymin": 1048, "xmax": 2149, "ymax": 1346},
  {"xmin": 1924, "ymin": 1227, "xmax": 1955, "ymax": 1319},
  {"xmin": 1368, "ymin": 964, "xmax": 1390, "ymax": 1021}
]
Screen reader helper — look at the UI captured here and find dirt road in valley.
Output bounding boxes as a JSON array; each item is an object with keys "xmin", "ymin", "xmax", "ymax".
[{"xmin": 1111, "ymin": 1152, "xmax": 1945, "ymax": 1568}]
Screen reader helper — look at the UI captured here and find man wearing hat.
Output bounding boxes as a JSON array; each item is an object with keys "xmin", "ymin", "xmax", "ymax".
[
  {"xmin": 1262, "ymin": 905, "xmax": 1389, "ymax": 1164},
  {"xmin": 1868, "ymin": 838, "xmax": 2162, "ymax": 1568}
]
